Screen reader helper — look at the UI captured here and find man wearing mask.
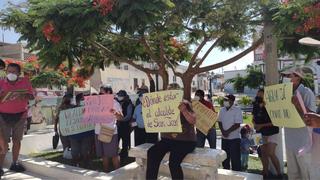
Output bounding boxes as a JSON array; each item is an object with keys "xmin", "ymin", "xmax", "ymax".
[
  {"xmin": 194, "ymin": 89, "xmax": 217, "ymax": 149},
  {"xmin": 282, "ymin": 67, "xmax": 317, "ymax": 180},
  {"xmin": 218, "ymin": 94, "xmax": 242, "ymax": 171},
  {"xmin": 0, "ymin": 63, "xmax": 34, "ymax": 177},
  {"xmin": 116, "ymin": 90, "xmax": 133, "ymax": 159}
]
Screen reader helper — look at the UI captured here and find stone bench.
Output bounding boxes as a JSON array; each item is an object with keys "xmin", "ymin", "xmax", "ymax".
[{"xmin": 129, "ymin": 143, "xmax": 227, "ymax": 180}]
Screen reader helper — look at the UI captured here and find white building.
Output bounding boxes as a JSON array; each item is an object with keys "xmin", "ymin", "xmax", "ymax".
[{"xmin": 90, "ymin": 63, "xmax": 210, "ymax": 95}]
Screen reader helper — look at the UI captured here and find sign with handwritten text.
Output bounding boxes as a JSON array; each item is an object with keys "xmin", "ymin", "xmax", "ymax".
[
  {"xmin": 82, "ymin": 95, "xmax": 114, "ymax": 124},
  {"xmin": 142, "ymin": 90, "xmax": 183, "ymax": 133},
  {"xmin": 59, "ymin": 107, "xmax": 94, "ymax": 136},
  {"xmin": 192, "ymin": 101, "xmax": 218, "ymax": 135},
  {"xmin": 264, "ymin": 83, "xmax": 305, "ymax": 128}
]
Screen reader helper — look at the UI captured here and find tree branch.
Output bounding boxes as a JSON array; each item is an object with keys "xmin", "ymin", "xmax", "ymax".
[
  {"xmin": 140, "ymin": 36, "xmax": 159, "ymax": 62},
  {"xmin": 188, "ymin": 37, "xmax": 209, "ymax": 70},
  {"xmin": 197, "ymin": 37, "xmax": 263, "ymax": 74},
  {"xmin": 159, "ymin": 37, "xmax": 165, "ymax": 63},
  {"xmin": 167, "ymin": 59, "xmax": 183, "ymax": 77},
  {"xmin": 195, "ymin": 37, "xmax": 223, "ymax": 69},
  {"xmin": 91, "ymin": 40, "xmax": 157, "ymax": 74}
]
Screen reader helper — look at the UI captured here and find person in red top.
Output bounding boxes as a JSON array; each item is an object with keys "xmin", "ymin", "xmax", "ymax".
[
  {"xmin": 194, "ymin": 89, "xmax": 217, "ymax": 149},
  {"xmin": 0, "ymin": 63, "xmax": 34, "ymax": 177}
]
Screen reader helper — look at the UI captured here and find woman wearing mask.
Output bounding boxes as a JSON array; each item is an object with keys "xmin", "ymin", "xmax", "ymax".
[
  {"xmin": 252, "ymin": 89, "xmax": 281, "ymax": 178},
  {"xmin": 95, "ymin": 86, "xmax": 123, "ymax": 172},
  {"xmin": 146, "ymin": 83, "xmax": 197, "ymax": 180},
  {"xmin": 116, "ymin": 90, "xmax": 133, "ymax": 159},
  {"xmin": 132, "ymin": 92, "xmax": 158, "ymax": 146},
  {"xmin": 54, "ymin": 94, "xmax": 75, "ymax": 151}
]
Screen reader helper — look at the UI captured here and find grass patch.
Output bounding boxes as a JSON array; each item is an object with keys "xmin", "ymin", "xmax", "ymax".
[
  {"xmin": 30, "ymin": 151, "xmax": 135, "ymax": 173},
  {"xmin": 243, "ymin": 113, "xmax": 253, "ymax": 126}
]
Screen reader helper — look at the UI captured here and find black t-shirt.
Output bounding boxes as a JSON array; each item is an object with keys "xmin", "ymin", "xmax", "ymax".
[{"xmin": 252, "ymin": 97, "xmax": 279, "ymax": 136}]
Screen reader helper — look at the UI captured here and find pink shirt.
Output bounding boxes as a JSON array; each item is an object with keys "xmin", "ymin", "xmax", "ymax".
[{"xmin": 0, "ymin": 77, "xmax": 33, "ymax": 114}]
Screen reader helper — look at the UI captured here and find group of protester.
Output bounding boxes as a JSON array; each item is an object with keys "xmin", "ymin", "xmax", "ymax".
[{"xmin": 1, "ymin": 56, "xmax": 320, "ymax": 180}]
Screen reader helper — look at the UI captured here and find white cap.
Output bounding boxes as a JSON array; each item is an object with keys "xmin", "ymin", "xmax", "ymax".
[{"xmin": 299, "ymin": 37, "xmax": 320, "ymax": 47}]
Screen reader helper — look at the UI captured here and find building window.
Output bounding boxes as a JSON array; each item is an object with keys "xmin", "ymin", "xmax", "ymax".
[
  {"xmin": 124, "ymin": 65, "xmax": 129, "ymax": 70},
  {"xmin": 173, "ymin": 76, "xmax": 177, "ymax": 82}
]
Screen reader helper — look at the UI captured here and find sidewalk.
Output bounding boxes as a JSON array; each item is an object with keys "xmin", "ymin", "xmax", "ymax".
[{"xmin": 1, "ymin": 168, "xmax": 55, "ymax": 180}]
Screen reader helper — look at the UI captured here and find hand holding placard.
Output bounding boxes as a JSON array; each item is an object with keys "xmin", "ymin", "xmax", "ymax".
[
  {"xmin": 264, "ymin": 83, "xmax": 305, "ymax": 128},
  {"xmin": 142, "ymin": 90, "xmax": 183, "ymax": 133},
  {"xmin": 82, "ymin": 95, "xmax": 114, "ymax": 124}
]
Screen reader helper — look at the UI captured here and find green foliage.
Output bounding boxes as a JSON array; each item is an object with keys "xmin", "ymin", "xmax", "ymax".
[
  {"xmin": 238, "ymin": 96, "xmax": 252, "ymax": 106},
  {"xmin": 31, "ymin": 71, "xmax": 67, "ymax": 88},
  {"xmin": 1, "ymin": 0, "xmax": 264, "ymax": 95},
  {"xmin": 226, "ymin": 75, "xmax": 246, "ymax": 93},
  {"xmin": 302, "ymin": 73, "xmax": 315, "ymax": 91},
  {"xmin": 226, "ymin": 66, "xmax": 265, "ymax": 92},
  {"xmin": 244, "ymin": 65, "xmax": 265, "ymax": 89},
  {"xmin": 272, "ymin": 0, "xmax": 320, "ymax": 60},
  {"xmin": 214, "ymin": 96, "xmax": 225, "ymax": 107}
]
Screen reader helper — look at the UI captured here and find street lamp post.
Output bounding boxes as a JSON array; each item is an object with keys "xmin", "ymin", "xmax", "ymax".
[{"xmin": 207, "ymin": 72, "xmax": 214, "ymax": 97}]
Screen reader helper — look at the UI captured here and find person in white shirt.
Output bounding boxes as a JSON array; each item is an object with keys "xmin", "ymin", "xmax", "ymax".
[
  {"xmin": 95, "ymin": 86, "xmax": 123, "ymax": 172},
  {"xmin": 218, "ymin": 94, "xmax": 243, "ymax": 171}
]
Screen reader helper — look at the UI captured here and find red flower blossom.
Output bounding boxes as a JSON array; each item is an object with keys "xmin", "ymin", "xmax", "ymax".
[
  {"xmin": 50, "ymin": 35, "xmax": 62, "ymax": 44},
  {"xmin": 93, "ymin": 0, "xmax": 114, "ymax": 16},
  {"xmin": 42, "ymin": 22, "xmax": 55, "ymax": 39}
]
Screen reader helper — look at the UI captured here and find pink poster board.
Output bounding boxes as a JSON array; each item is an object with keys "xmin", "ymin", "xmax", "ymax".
[{"xmin": 82, "ymin": 95, "xmax": 114, "ymax": 124}]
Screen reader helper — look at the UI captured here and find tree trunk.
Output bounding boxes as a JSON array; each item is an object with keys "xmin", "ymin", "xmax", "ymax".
[
  {"xmin": 160, "ymin": 69, "xmax": 169, "ymax": 90},
  {"xmin": 182, "ymin": 75, "xmax": 193, "ymax": 101}
]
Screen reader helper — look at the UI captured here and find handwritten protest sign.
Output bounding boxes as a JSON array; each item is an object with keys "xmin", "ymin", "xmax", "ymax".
[
  {"xmin": 82, "ymin": 95, "xmax": 114, "ymax": 124},
  {"xmin": 192, "ymin": 101, "xmax": 218, "ymax": 135},
  {"xmin": 59, "ymin": 107, "xmax": 94, "ymax": 136},
  {"xmin": 142, "ymin": 90, "xmax": 183, "ymax": 133},
  {"xmin": 264, "ymin": 83, "xmax": 305, "ymax": 128}
]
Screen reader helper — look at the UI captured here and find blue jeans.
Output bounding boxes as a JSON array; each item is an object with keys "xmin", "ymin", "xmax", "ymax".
[
  {"xmin": 196, "ymin": 128, "xmax": 216, "ymax": 149},
  {"xmin": 241, "ymin": 153, "xmax": 249, "ymax": 170}
]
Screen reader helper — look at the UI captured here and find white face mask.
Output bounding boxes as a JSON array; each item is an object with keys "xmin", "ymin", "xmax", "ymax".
[
  {"xmin": 223, "ymin": 101, "xmax": 230, "ymax": 108},
  {"xmin": 193, "ymin": 96, "xmax": 200, "ymax": 101},
  {"xmin": 79, "ymin": 101, "xmax": 85, "ymax": 106},
  {"xmin": 139, "ymin": 97, "xmax": 143, "ymax": 102},
  {"xmin": 282, "ymin": 77, "xmax": 291, "ymax": 83},
  {"xmin": 118, "ymin": 97, "xmax": 124, "ymax": 101},
  {"xmin": 7, "ymin": 73, "xmax": 18, "ymax": 81}
]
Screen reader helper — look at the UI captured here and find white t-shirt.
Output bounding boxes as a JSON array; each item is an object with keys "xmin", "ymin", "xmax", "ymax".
[
  {"xmin": 95, "ymin": 100, "xmax": 122, "ymax": 135},
  {"xmin": 218, "ymin": 105, "xmax": 243, "ymax": 140}
]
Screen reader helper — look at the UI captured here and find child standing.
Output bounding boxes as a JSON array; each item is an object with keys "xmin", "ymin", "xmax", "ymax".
[{"xmin": 240, "ymin": 126, "xmax": 253, "ymax": 171}]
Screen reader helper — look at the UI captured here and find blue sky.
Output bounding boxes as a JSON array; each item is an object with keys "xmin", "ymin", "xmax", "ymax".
[{"xmin": 0, "ymin": 0, "xmax": 253, "ymax": 73}]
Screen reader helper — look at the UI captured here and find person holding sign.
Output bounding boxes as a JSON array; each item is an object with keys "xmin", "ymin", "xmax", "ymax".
[
  {"xmin": 0, "ymin": 63, "xmax": 34, "ymax": 176},
  {"xmin": 252, "ymin": 89, "xmax": 281, "ymax": 178},
  {"xmin": 146, "ymin": 83, "xmax": 197, "ymax": 180},
  {"xmin": 304, "ymin": 113, "xmax": 320, "ymax": 128},
  {"xmin": 95, "ymin": 87, "xmax": 123, "ymax": 172},
  {"xmin": 218, "ymin": 94, "xmax": 242, "ymax": 171},
  {"xmin": 132, "ymin": 92, "xmax": 158, "ymax": 146},
  {"xmin": 194, "ymin": 89, "xmax": 217, "ymax": 149},
  {"xmin": 116, "ymin": 90, "xmax": 134, "ymax": 159},
  {"xmin": 54, "ymin": 94, "xmax": 76, "ymax": 151},
  {"xmin": 281, "ymin": 67, "xmax": 317, "ymax": 180},
  {"xmin": 68, "ymin": 93, "xmax": 94, "ymax": 167}
]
